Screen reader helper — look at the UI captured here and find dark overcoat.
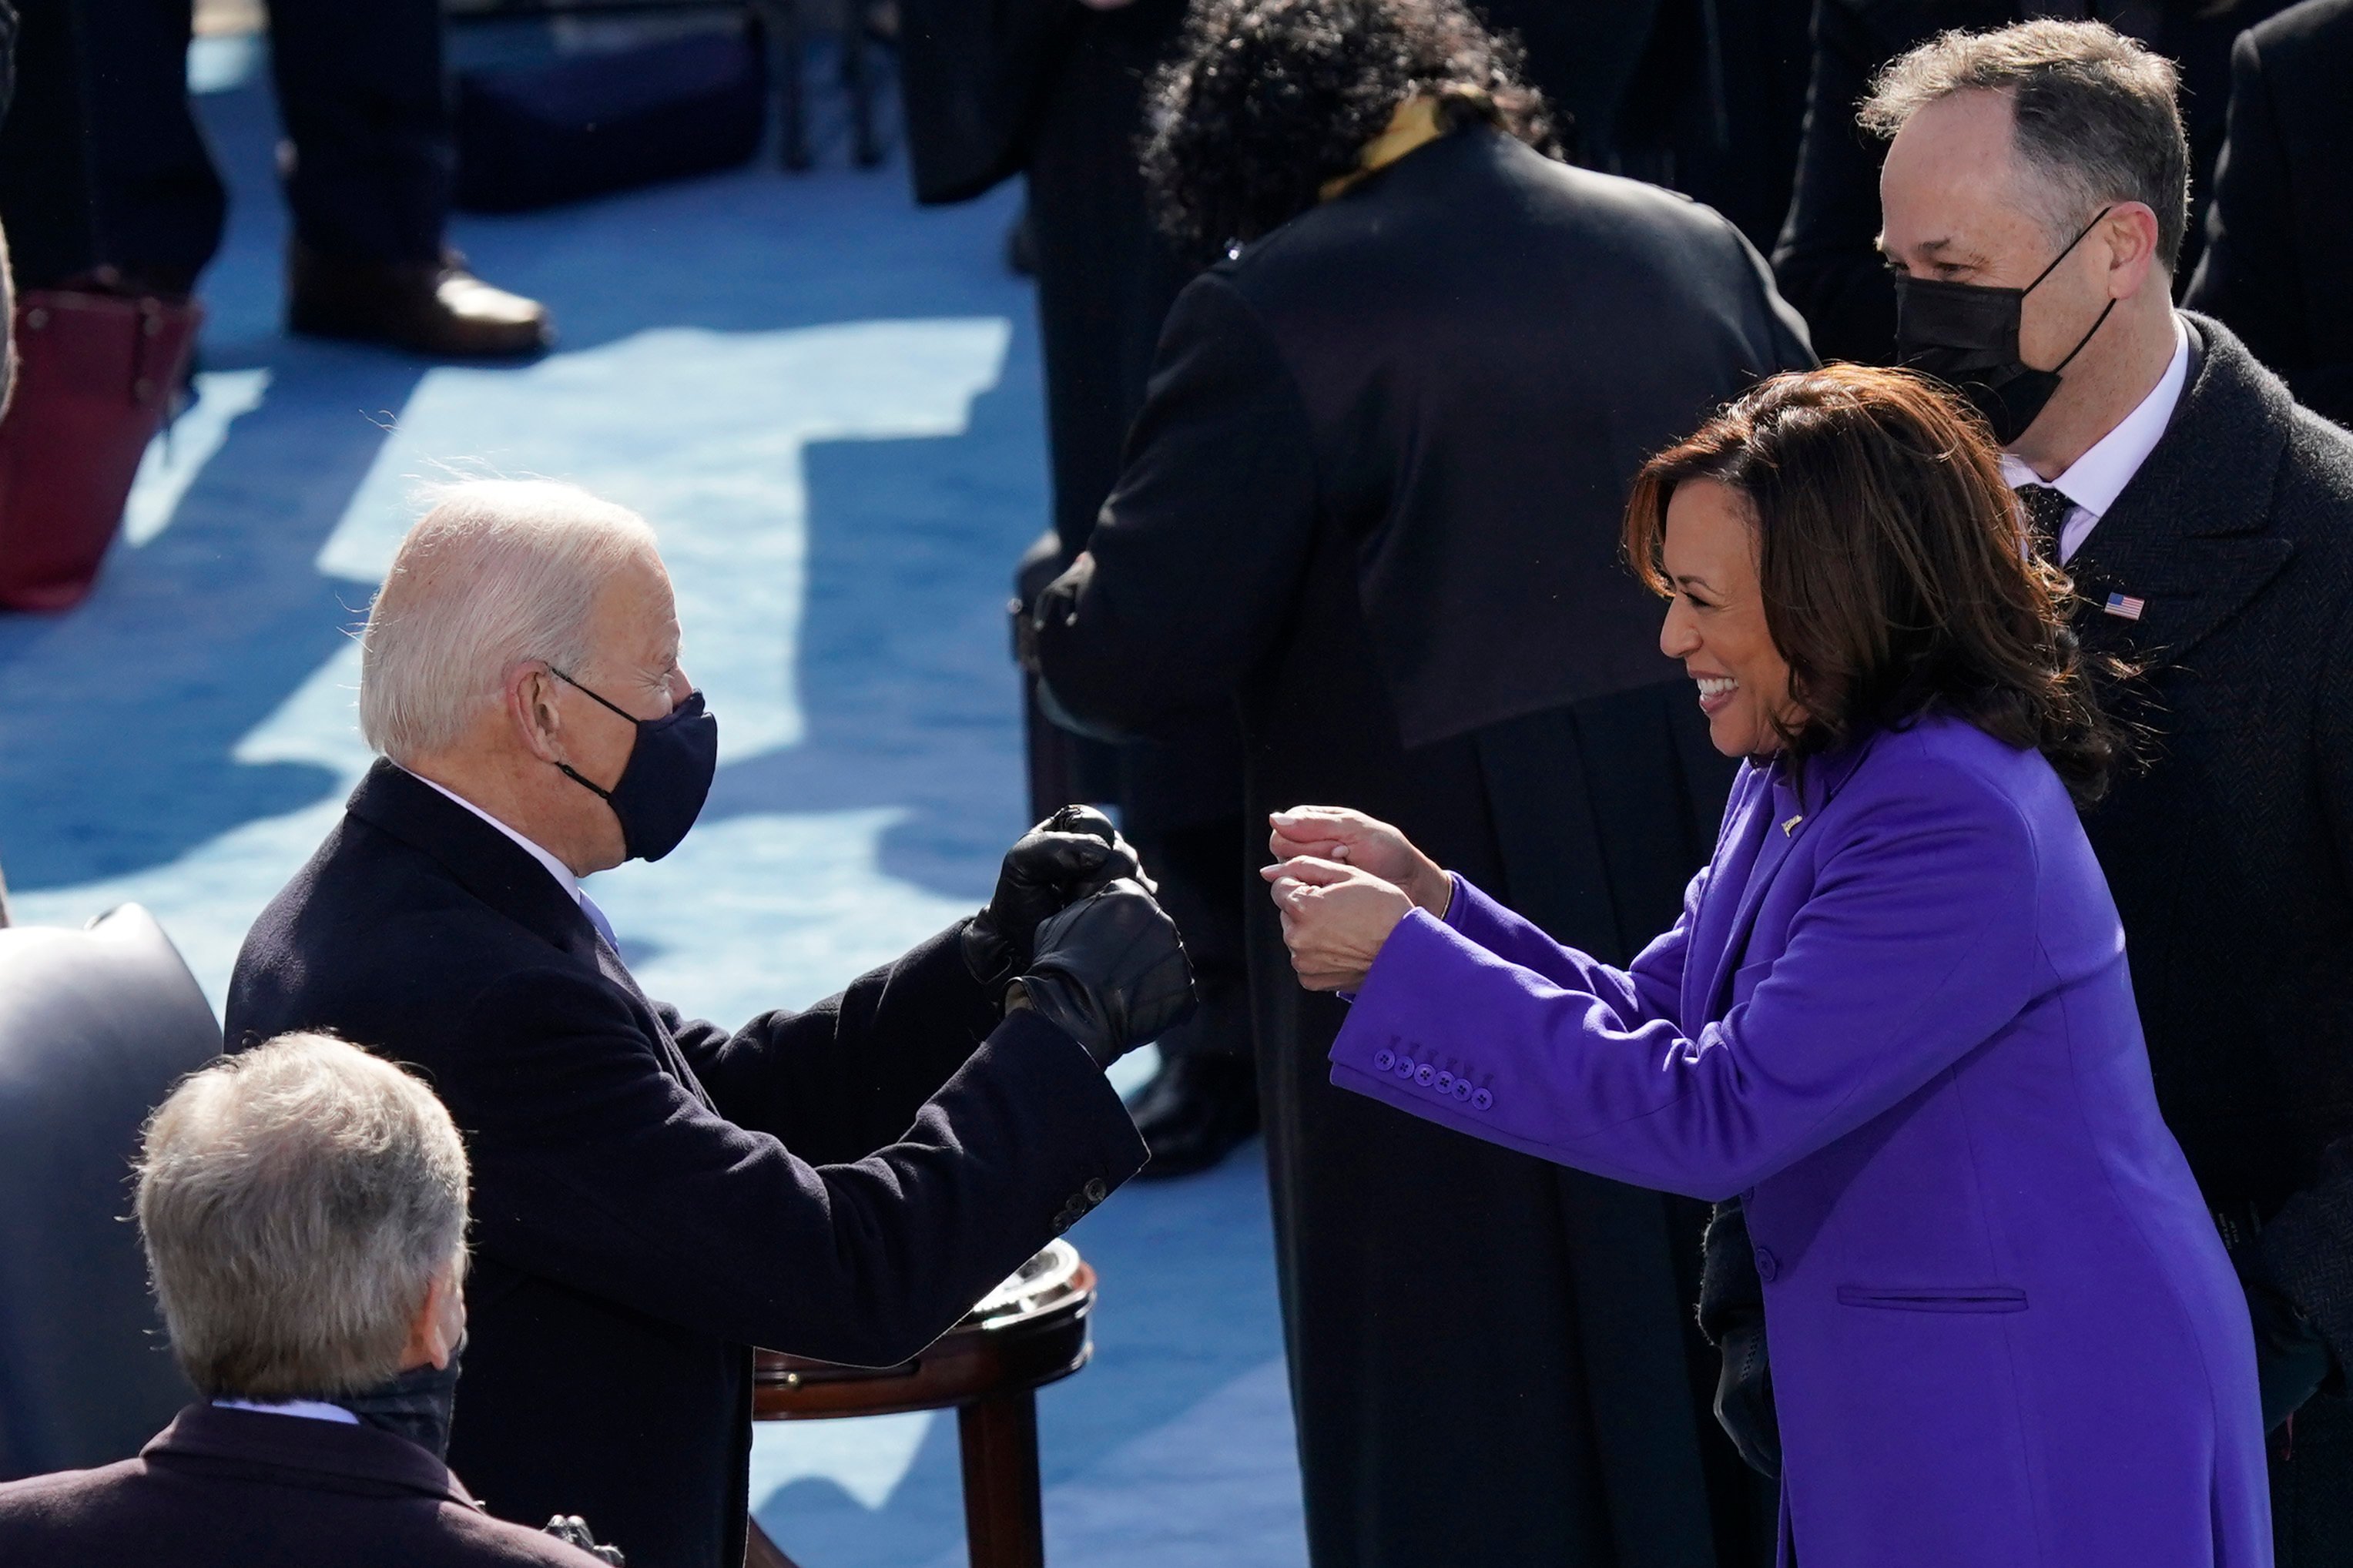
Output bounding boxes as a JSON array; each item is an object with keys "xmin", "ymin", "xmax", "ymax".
[
  {"xmin": 1708, "ymin": 315, "xmax": 2353, "ymax": 1565},
  {"xmin": 1035, "ymin": 123, "xmax": 1812, "ymax": 1568},
  {"xmin": 2184, "ymin": 0, "xmax": 2353, "ymax": 427},
  {"xmin": 0, "ymin": 1405, "xmax": 606, "ymax": 1568},
  {"xmin": 223, "ymin": 764, "xmax": 1146, "ymax": 1568}
]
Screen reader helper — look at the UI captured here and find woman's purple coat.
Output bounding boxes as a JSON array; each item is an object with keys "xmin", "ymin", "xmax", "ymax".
[{"xmin": 1331, "ymin": 715, "xmax": 2270, "ymax": 1566}]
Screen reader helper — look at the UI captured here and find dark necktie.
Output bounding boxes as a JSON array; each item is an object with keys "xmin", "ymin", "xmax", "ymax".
[{"xmin": 2013, "ymin": 483, "xmax": 2074, "ymax": 561}]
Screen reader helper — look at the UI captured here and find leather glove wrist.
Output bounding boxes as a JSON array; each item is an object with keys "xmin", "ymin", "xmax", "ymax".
[
  {"xmin": 964, "ymin": 805, "xmax": 1146, "ymax": 992},
  {"xmin": 1714, "ymin": 1306, "xmax": 1781, "ymax": 1480},
  {"xmin": 1017, "ymin": 879, "xmax": 1195, "ymax": 1067}
]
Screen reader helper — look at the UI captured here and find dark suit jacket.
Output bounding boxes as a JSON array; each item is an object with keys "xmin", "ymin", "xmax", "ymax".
[
  {"xmin": 0, "ymin": 1404, "xmax": 604, "ymax": 1567},
  {"xmin": 2184, "ymin": 0, "xmax": 2353, "ymax": 427},
  {"xmin": 223, "ymin": 764, "xmax": 1146, "ymax": 1568},
  {"xmin": 1771, "ymin": 0, "xmax": 2289, "ymax": 365}
]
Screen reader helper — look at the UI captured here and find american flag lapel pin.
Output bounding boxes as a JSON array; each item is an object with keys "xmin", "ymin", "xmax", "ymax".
[{"xmin": 2103, "ymin": 591, "xmax": 2146, "ymax": 622}]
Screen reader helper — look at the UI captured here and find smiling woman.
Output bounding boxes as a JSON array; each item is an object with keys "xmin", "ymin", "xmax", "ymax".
[
  {"xmin": 1268, "ymin": 364, "xmax": 2266, "ymax": 1567},
  {"xmin": 1624, "ymin": 362, "xmax": 2124, "ymax": 797}
]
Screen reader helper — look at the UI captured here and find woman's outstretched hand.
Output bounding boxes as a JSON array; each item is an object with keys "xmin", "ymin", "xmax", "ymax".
[
  {"xmin": 1267, "ymin": 806, "xmax": 1451, "ymax": 918},
  {"xmin": 1265, "ymin": 856, "xmax": 1416, "ymax": 992}
]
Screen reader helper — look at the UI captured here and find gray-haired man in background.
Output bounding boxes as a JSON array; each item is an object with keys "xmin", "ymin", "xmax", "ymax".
[{"xmin": 0, "ymin": 1033, "xmax": 618, "ymax": 1567}]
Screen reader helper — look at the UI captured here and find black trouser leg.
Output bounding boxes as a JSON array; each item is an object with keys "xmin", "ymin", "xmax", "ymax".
[
  {"xmin": 266, "ymin": 0, "xmax": 448, "ymax": 263},
  {"xmin": 0, "ymin": 0, "xmax": 224, "ymax": 290}
]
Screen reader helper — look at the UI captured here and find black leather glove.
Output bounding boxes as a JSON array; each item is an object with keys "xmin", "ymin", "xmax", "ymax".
[
  {"xmin": 1714, "ymin": 1307, "xmax": 1781, "ymax": 1479},
  {"xmin": 1016, "ymin": 879, "xmax": 1196, "ymax": 1067},
  {"xmin": 964, "ymin": 805, "xmax": 1147, "ymax": 992},
  {"xmin": 543, "ymin": 1515, "xmax": 625, "ymax": 1566},
  {"xmin": 2248, "ymin": 1278, "xmax": 2335, "ymax": 1432}
]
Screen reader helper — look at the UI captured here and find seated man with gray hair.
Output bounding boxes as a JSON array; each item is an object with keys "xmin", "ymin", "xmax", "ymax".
[
  {"xmin": 0, "ymin": 1032, "xmax": 617, "ymax": 1567},
  {"xmin": 224, "ymin": 479, "xmax": 1189, "ymax": 1568}
]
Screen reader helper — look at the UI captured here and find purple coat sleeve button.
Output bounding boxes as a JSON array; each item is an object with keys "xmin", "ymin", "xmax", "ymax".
[
  {"xmin": 1452, "ymin": 1080, "xmax": 1473, "ymax": 1102},
  {"xmin": 1435, "ymin": 1070, "xmax": 1455, "ymax": 1094},
  {"xmin": 1394, "ymin": 1055, "xmax": 1416, "ymax": 1079},
  {"xmin": 1471, "ymin": 1087, "xmax": 1493, "ymax": 1111},
  {"xmin": 1754, "ymin": 1246, "xmax": 1779, "ymax": 1283},
  {"xmin": 1414, "ymin": 1064, "xmax": 1435, "ymax": 1087},
  {"xmin": 1374, "ymin": 1048, "xmax": 1396, "ymax": 1072}
]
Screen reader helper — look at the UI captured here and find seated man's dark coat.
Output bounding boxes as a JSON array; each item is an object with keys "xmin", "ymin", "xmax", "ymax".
[
  {"xmin": 1036, "ymin": 122, "xmax": 1810, "ymax": 1567},
  {"xmin": 225, "ymin": 764, "xmax": 1146, "ymax": 1568},
  {"xmin": 0, "ymin": 1403, "xmax": 605, "ymax": 1568},
  {"xmin": 2184, "ymin": 0, "xmax": 2353, "ymax": 427}
]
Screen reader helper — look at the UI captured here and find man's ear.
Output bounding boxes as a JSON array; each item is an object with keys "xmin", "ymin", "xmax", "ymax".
[
  {"xmin": 403, "ymin": 1256, "xmax": 467, "ymax": 1372},
  {"xmin": 506, "ymin": 662, "xmax": 567, "ymax": 765},
  {"xmin": 2102, "ymin": 202, "xmax": 2164, "ymax": 299}
]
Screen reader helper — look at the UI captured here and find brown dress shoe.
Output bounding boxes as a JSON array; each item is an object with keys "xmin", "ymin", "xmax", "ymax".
[{"xmin": 287, "ymin": 243, "xmax": 553, "ymax": 358}]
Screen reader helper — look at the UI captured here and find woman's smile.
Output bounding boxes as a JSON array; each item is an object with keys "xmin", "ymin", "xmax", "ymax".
[{"xmin": 1694, "ymin": 673, "xmax": 1740, "ymax": 715}]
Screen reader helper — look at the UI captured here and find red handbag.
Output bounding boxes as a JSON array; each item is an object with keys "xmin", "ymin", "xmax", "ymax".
[{"xmin": 0, "ymin": 289, "xmax": 203, "ymax": 611}]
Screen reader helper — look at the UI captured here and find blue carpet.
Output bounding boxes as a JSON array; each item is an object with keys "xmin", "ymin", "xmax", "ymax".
[{"xmin": 0, "ymin": 39, "xmax": 1306, "ymax": 1566}]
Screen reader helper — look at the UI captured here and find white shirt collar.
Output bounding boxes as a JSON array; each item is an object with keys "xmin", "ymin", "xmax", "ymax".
[
  {"xmin": 1999, "ymin": 313, "xmax": 2190, "ymax": 527},
  {"xmin": 212, "ymin": 1397, "xmax": 360, "ymax": 1425},
  {"xmin": 400, "ymin": 766, "xmax": 581, "ymax": 903}
]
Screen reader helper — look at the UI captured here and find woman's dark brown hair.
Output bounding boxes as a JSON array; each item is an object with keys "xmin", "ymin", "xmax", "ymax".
[{"xmin": 1623, "ymin": 364, "xmax": 2125, "ymax": 803}]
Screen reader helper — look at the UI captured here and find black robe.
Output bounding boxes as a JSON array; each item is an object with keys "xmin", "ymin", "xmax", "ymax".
[{"xmin": 1036, "ymin": 125, "xmax": 1812, "ymax": 1568}]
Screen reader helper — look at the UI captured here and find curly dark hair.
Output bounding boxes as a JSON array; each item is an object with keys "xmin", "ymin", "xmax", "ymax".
[
  {"xmin": 1140, "ymin": 0, "xmax": 1557, "ymax": 262},
  {"xmin": 1623, "ymin": 365, "xmax": 2129, "ymax": 805}
]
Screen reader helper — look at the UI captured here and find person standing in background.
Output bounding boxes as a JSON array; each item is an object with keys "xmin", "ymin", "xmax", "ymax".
[
  {"xmin": 1772, "ymin": 0, "xmax": 2291, "ymax": 365},
  {"xmin": 1032, "ymin": 1, "xmax": 1814, "ymax": 1560},
  {"xmin": 897, "ymin": 0, "xmax": 1260, "ymax": 1175},
  {"xmin": 1705, "ymin": 24, "xmax": 2353, "ymax": 1560},
  {"xmin": 2184, "ymin": 0, "xmax": 2353, "ymax": 427},
  {"xmin": 0, "ymin": 0, "xmax": 549, "ymax": 357}
]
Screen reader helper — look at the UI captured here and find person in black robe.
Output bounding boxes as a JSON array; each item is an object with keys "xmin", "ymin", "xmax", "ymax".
[
  {"xmin": 893, "ymin": 0, "xmax": 1821, "ymax": 1175},
  {"xmin": 2183, "ymin": 0, "xmax": 2353, "ymax": 427},
  {"xmin": 1030, "ymin": 1, "xmax": 1813, "ymax": 1561},
  {"xmin": 1771, "ymin": 0, "xmax": 2293, "ymax": 365}
]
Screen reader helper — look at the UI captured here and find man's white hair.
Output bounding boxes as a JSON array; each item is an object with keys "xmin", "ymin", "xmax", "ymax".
[
  {"xmin": 359, "ymin": 478, "xmax": 659, "ymax": 763},
  {"xmin": 136, "ymin": 1033, "xmax": 469, "ymax": 1399}
]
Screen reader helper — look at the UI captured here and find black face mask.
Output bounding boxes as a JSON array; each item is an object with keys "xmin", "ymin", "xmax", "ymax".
[
  {"xmin": 551, "ymin": 668, "xmax": 719, "ymax": 863},
  {"xmin": 1892, "ymin": 206, "xmax": 2117, "ymax": 446},
  {"xmin": 334, "ymin": 1338, "xmax": 464, "ymax": 1461}
]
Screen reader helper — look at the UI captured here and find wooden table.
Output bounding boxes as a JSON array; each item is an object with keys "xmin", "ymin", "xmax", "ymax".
[{"xmin": 745, "ymin": 1242, "xmax": 1096, "ymax": 1568}]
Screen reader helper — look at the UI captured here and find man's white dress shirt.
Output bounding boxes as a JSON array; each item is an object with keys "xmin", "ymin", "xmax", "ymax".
[
  {"xmin": 403, "ymin": 769, "xmax": 622, "ymax": 950},
  {"xmin": 1999, "ymin": 313, "xmax": 2190, "ymax": 564},
  {"xmin": 212, "ymin": 1398, "xmax": 359, "ymax": 1424}
]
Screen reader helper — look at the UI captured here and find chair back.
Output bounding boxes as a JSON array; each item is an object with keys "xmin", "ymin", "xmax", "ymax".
[{"xmin": 0, "ymin": 904, "xmax": 221, "ymax": 1479}]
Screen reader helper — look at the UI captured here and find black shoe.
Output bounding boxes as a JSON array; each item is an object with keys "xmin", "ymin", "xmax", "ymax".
[
  {"xmin": 288, "ymin": 243, "xmax": 552, "ymax": 359},
  {"xmin": 1131, "ymin": 1052, "xmax": 1258, "ymax": 1180}
]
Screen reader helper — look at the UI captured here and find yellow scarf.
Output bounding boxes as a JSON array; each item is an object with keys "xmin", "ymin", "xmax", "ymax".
[{"xmin": 1318, "ymin": 95, "xmax": 1447, "ymax": 203}]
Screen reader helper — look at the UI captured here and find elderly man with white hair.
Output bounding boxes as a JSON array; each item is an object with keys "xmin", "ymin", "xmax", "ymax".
[
  {"xmin": 225, "ymin": 480, "xmax": 1192, "ymax": 1568},
  {"xmin": 0, "ymin": 1032, "xmax": 621, "ymax": 1567}
]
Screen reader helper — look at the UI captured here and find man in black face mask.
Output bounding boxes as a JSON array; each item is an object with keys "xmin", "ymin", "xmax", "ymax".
[
  {"xmin": 224, "ymin": 479, "xmax": 1195, "ymax": 1568},
  {"xmin": 1695, "ymin": 22, "xmax": 2353, "ymax": 1560}
]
